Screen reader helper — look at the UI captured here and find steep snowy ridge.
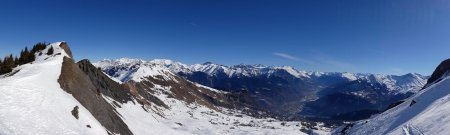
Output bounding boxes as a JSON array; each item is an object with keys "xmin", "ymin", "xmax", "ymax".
[
  {"xmin": 337, "ymin": 70, "xmax": 450, "ymax": 135},
  {"xmin": 0, "ymin": 42, "xmax": 108, "ymax": 135}
]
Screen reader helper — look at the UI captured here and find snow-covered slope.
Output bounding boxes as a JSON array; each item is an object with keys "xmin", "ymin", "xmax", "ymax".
[
  {"xmin": 0, "ymin": 42, "xmax": 107, "ymax": 135},
  {"xmin": 337, "ymin": 70, "xmax": 450, "ymax": 135}
]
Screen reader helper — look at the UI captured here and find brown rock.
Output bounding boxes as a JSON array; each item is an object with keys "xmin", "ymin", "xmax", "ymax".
[
  {"xmin": 71, "ymin": 106, "xmax": 79, "ymax": 119},
  {"xmin": 58, "ymin": 57, "xmax": 133, "ymax": 135}
]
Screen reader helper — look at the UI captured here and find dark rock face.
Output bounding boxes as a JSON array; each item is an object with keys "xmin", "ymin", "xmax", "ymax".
[
  {"xmin": 425, "ymin": 59, "xmax": 450, "ymax": 87},
  {"xmin": 77, "ymin": 59, "xmax": 132, "ymax": 104},
  {"xmin": 58, "ymin": 57, "xmax": 133, "ymax": 135}
]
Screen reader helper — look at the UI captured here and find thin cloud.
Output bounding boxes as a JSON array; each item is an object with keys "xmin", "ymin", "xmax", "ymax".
[
  {"xmin": 273, "ymin": 52, "xmax": 315, "ymax": 65},
  {"xmin": 391, "ymin": 68, "xmax": 406, "ymax": 75},
  {"xmin": 320, "ymin": 59, "xmax": 354, "ymax": 70},
  {"xmin": 313, "ymin": 52, "xmax": 356, "ymax": 72},
  {"xmin": 189, "ymin": 22, "xmax": 199, "ymax": 27}
]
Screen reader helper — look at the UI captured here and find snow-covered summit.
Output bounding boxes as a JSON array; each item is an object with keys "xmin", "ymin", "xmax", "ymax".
[{"xmin": 94, "ymin": 58, "xmax": 178, "ymax": 82}]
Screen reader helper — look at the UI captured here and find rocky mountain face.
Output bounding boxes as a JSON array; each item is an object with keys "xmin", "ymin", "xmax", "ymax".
[
  {"xmin": 59, "ymin": 57, "xmax": 133, "ymax": 135},
  {"xmin": 424, "ymin": 59, "xmax": 450, "ymax": 88},
  {"xmin": 96, "ymin": 59, "xmax": 428, "ymax": 123}
]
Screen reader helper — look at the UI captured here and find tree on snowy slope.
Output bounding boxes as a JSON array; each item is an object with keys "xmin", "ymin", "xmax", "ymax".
[
  {"xmin": 0, "ymin": 54, "xmax": 14, "ymax": 74},
  {"xmin": 19, "ymin": 47, "xmax": 30, "ymax": 65},
  {"xmin": 0, "ymin": 42, "xmax": 48, "ymax": 75},
  {"xmin": 46, "ymin": 46, "xmax": 54, "ymax": 55},
  {"xmin": 31, "ymin": 42, "xmax": 47, "ymax": 57}
]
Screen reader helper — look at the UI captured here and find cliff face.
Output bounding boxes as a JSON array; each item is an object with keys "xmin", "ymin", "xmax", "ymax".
[
  {"xmin": 77, "ymin": 59, "xmax": 133, "ymax": 104},
  {"xmin": 58, "ymin": 48, "xmax": 133, "ymax": 135},
  {"xmin": 425, "ymin": 59, "xmax": 450, "ymax": 88}
]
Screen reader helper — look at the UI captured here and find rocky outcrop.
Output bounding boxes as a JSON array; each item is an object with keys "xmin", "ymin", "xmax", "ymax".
[
  {"xmin": 77, "ymin": 59, "xmax": 133, "ymax": 103},
  {"xmin": 58, "ymin": 57, "xmax": 133, "ymax": 135},
  {"xmin": 425, "ymin": 59, "xmax": 450, "ymax": 88},
  {"xmin": 59, "ymin": 42, "xmax": 73, "ymax": 58}
]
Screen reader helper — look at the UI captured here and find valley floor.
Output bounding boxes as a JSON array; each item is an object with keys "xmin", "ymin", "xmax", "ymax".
[{"xmin": 104, "ymin": 83, "xmax": 330, "ymax": 135}]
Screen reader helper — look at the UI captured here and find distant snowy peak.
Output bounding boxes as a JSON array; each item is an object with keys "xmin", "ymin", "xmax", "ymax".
[
  {"xmin": 363, "ymin": 73, "xmax": 427, "ymax": 94},
  {"xmin": 94, "ymin": 58, "xmax": 178, "ymax": 82},
  {"xmin": 95, "ymin": 58, "xmax": 144, "ymax": 67}
]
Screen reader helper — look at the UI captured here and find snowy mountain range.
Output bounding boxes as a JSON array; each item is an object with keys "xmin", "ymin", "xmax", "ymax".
[
  {"xmin": 95, "ymin": 58, "xmax": 428, "ymax": 122},
  {"xmin": 95, "ymin": 58, "xmax": 427, "ymax": 94}
]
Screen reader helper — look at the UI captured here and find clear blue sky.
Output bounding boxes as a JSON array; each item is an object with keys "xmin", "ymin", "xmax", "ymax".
[{"xmin": 1, "ymin": 0, "xmax": 449, "ymax": 75}]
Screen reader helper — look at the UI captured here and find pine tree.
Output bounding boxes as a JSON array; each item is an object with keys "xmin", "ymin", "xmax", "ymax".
[
  {"xmin": 47, "ymin": 46, "xmax": 54, "ymax": 55},
  {"xmin": 14, "ymin": 56, "xmax": 19, "ymax": 66},
  {"xmin": 0, "ymin": 54, "xmax": 14, "ymax": 74},
  {"xmin": 19, "ymin": 47, "xmax": 31, "ymax": 65},
  {"xmin": 23, "ymin": 47, "xmax": 30, "ymax": 64},
  {"xmin": 0, "ymin": 56, "xmax": 8, "ymax": 74},
  {"xmin": 0, "ymin": 59, "xmax": 3, "ymax": 72},
  {"xmin": 31, "ymin": 42, "xmax": 47, "ymax": 54},
  {"xmin": 29, "ymin": 52, "xmax": 35, "ymax": 62},
  {"xmin": 19, "ymin": 49, "xmax": 24, "ymax": 64}
]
